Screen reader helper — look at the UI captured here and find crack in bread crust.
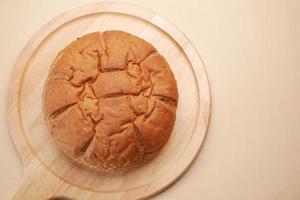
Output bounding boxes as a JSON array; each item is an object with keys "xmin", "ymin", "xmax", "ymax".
[
  {"xmin": 49, "ymin": 102, "xmax": 78, "ymax": 119},
  {"xmin": 152, "ymin": 94, "xmax": 178, "ymax": 106},
  {"xmin": 43, "ymin": 31, "xmax": 178, "ymax": 172}
]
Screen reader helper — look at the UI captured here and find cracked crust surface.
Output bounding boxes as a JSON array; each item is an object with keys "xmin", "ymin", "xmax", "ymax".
[{"xmin": 43, "ymin": 31, "xmax": 178, "ymax": 172}]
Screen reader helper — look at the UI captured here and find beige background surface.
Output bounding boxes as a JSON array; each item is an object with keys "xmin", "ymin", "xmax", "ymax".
[{"xmin": 0, "ymin": 0, "xmax": 299, "ymax": 199}]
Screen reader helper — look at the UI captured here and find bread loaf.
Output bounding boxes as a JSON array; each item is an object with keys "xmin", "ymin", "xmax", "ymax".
[{"xmin": 43, "ymin": 31, "xmax": 178, "ymax": 172}]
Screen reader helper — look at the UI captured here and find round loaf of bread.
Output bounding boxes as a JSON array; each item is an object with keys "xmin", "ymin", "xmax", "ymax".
[{"xmin": 43, "ymin": 31, "xmax": 178, "ymax": 172}]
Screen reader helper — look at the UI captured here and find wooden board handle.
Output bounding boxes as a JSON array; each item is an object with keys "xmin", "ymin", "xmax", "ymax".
[{"xmin": 13, "ymin": 159, "xmax": 67, "ymax": 200}]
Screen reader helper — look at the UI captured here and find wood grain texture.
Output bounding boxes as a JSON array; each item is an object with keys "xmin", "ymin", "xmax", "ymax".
[{"xmin": 7, "ymin": 2, "xmax": 211, "ymax": 200}]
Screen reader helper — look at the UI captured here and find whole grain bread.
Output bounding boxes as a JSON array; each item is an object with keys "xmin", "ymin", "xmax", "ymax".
[{"xmin": 43, "ymin": 31, "xmax": 178, "ymax": 172}]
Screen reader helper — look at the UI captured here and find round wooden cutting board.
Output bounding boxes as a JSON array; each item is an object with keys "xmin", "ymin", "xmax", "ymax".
[{"xmin": 7, "ymin": 3, "xmax": 211, "ymax": 200}]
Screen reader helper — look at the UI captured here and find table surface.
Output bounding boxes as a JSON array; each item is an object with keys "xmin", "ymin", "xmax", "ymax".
[{"xmin": 0, "ymin": 0, "xmax": 299, "ymax": 199}]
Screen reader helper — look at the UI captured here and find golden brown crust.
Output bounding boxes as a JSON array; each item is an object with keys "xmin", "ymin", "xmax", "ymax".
[{"xmin": 43, "ymin": 31, "xmax": 178, "ymax": 172}]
